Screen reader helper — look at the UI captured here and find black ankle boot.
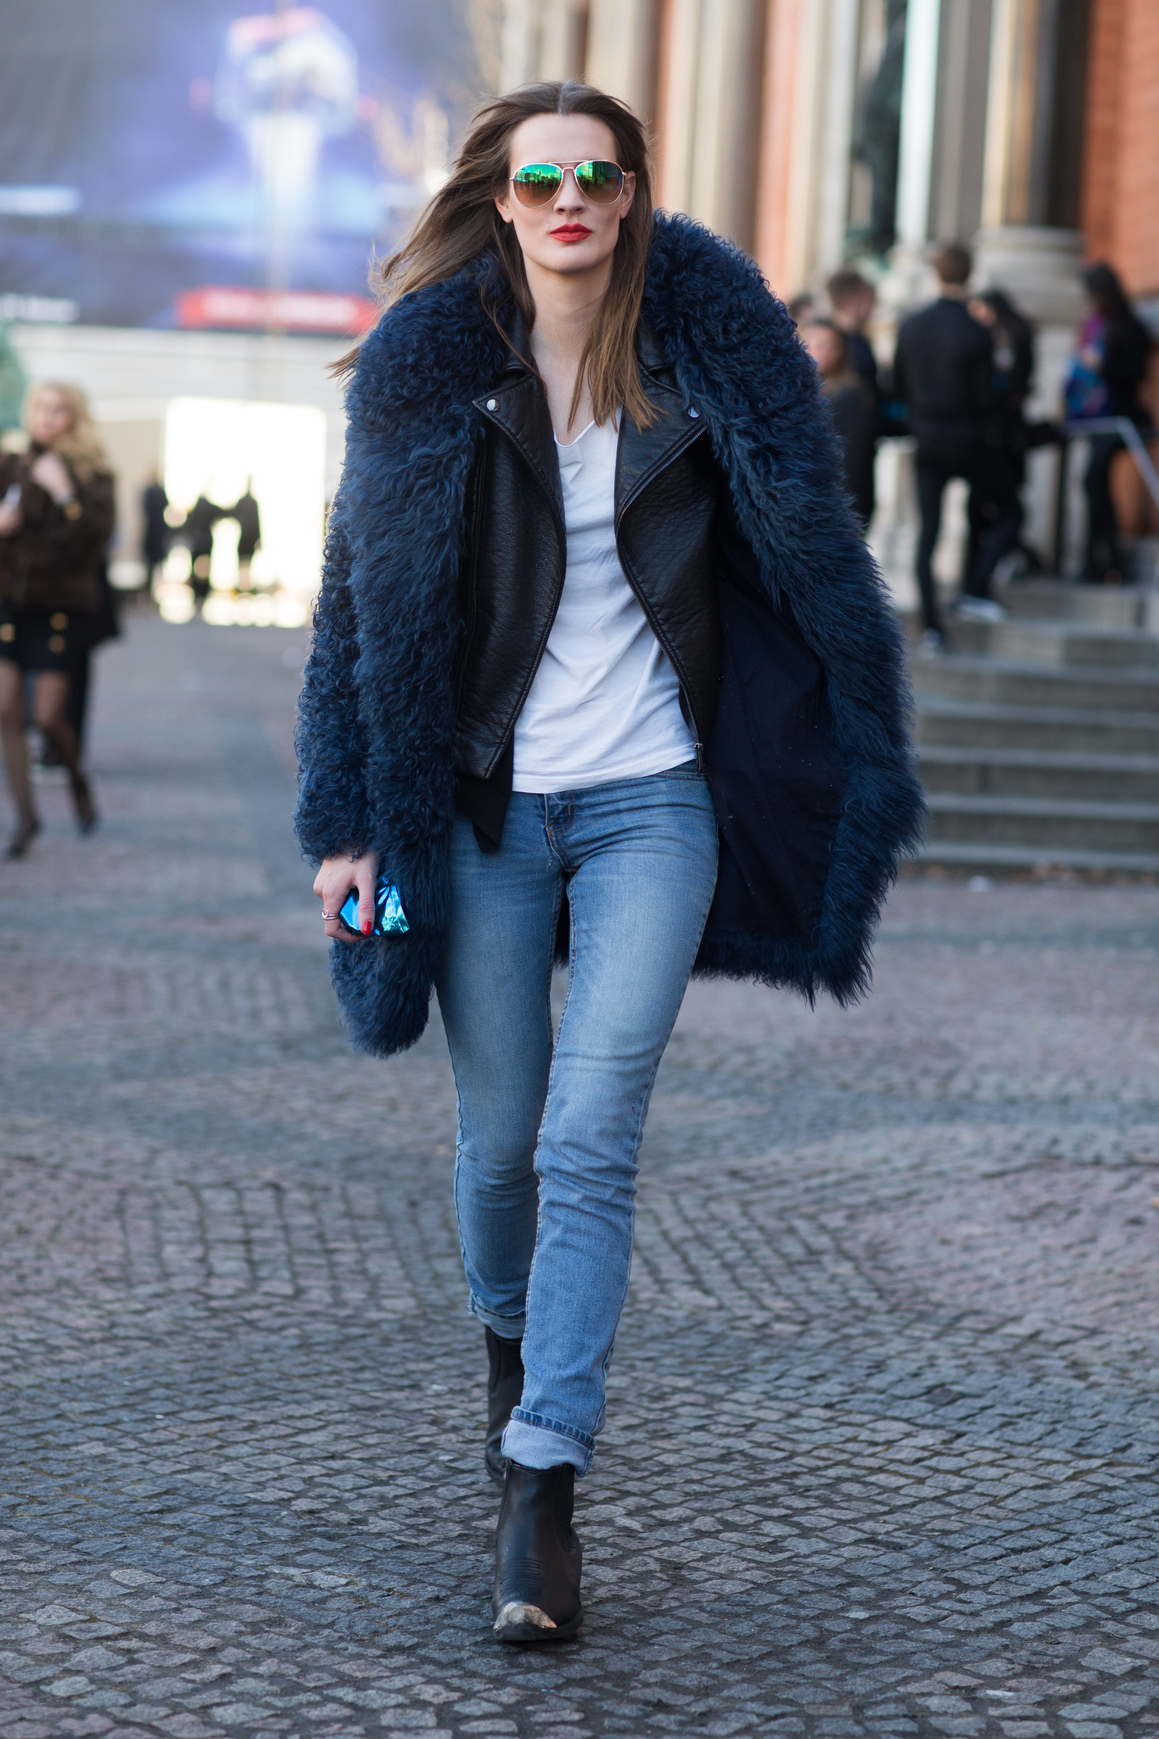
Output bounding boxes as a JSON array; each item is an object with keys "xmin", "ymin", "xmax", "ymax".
[
  {"xmin": 70, "ymin": 769, "xmax": 98, "ymax": 834},
  {"xmin": 4, "ymin": 814, "xmax": 40, "ymax": 860},
  {"xmin": 484, "ymin": 1327, "xmax": 524, "ymax": 1486},
  {"xmin": 492, "ymin": 1460, "xmax": 582, "ymax": 1643}
]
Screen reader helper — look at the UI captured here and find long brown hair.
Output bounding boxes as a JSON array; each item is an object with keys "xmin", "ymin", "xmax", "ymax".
[
  {"xmin": 340, "ymin": 81, "xmax": 656, "ymax": 430},
  {"xmin": 24, "ymin": 380, "xmax": 108, "ymax": 482}
]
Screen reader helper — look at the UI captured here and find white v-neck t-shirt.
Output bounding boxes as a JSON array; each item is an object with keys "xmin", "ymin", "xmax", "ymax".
[{"xmin": 511, "ymin": 416, "xmax": 695, "ymax": 794}]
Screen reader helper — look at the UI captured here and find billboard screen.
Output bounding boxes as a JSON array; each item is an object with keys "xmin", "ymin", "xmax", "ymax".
[{"xmin": 0, "ymin": 0, "xmax": 482, "ymax": 331}]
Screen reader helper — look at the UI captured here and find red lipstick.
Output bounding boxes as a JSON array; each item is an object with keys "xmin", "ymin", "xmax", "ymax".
[{"xmin": 549, "ymin": 224, "xmax": 592, "ymax": 243}]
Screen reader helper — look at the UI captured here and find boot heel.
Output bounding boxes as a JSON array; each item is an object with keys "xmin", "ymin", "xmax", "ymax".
[
  {"xmin": 4, "ymin": 815, "xmax": 40, "ymax": 860},
  {"xmin": 71, "ymin": 771, "xmax": 98, "ymax": 834}
]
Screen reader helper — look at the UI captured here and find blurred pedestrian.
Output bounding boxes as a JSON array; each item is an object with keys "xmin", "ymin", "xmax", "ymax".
[
  {"xmin": 62, "ymin": 558, "xmax": 119, "ymax": 757},
  {"xmin": 827, "ymin": 269, "xmax": 879, "ymax": 399},
  {"xmin": 300, "ymin": 80, "xmax": 921, "ymax": 1645},
  {"xmin": 42, "ymin": 554, "xmax": 120, "ymax": 766},
  {"xmin": 1064, "ymin": 262, "xmax": 1153, "ymax": 583},
  {"xmin": 0, "ymin": 381, "xmax": 113, "ymax": 857},
  {"xmin": 893, "ymin": 243, "xmax": 1011, "ymax": 646},
  {"xmin": 230, "ymin": 480, "xmax": 261, "ymax": 588},
  {"xmin": 183, "ymin": 491, "xmax": 221, "ymax": 608},
  {"xmin": 141, "ymin": 470, "xmax": 170, "ymax": 593},
  {"xmin": 802, "ymin": 318, "xmax": 876, "ymax": 527},
  {"xmin": 787, "ymin": 290, "xmax": 817, "ymax": 329},
  {"xmin": 828, "ymin": 269, "xmax": 886, "ymax": 517},
  {"xmin": 966, "ymin": 288, "xmax": 1045, "ymax": 580}
]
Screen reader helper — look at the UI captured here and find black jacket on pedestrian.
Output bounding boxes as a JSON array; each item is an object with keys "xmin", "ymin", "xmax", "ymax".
[
  {"xmin": 843, "ymin": 329, "xmax": 879, "ymax": 400},
  {"xmin": 295, "ymin": 216, "xmax": 924, "ymax": 1057},
  {"xmin": 232, "ymin": 490, "xmax": 262, "ymax": 559},
  {"xmin": 893, "ymin": 297, "xmax": 994, "ymax": 444},
  {"xmin": 821, "ymin": 371, "xmax": 877, "ymax": 529},
  {"xmin": 142, "ymin": 481, "xmax": 169, "ymax": 567},
  {"xmin": 1102, "ymin": 312, "xmax": 1153, "ymax": 423},
  {"xmin": 183, "ymin": 496, "xmax": 221, "ymax": 561}
]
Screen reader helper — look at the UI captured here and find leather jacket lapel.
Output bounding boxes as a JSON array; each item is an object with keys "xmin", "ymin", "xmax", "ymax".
[
  {"xmin": 474, "ymin": 370, "xmax": 564, "ymax": 527},
  {"xmin": 472, "ymin": 316, "xmax": 564, "ymax": 526},
  {"xmin": 473, "ymin": 320, "xmax": 703, "ymax": 530},
  {"xmin": 617, "ymin": 329, "xmax": 706, "ymax": 521}
]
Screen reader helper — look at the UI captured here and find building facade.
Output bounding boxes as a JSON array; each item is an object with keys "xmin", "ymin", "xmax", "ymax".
[
  {"xmin": 498, "ymin": 0, "xmax": 1157, "ymax": 318},
  {"xmin": 498, "ymin": 0, "xmax": 1159, "ymax": 581}
]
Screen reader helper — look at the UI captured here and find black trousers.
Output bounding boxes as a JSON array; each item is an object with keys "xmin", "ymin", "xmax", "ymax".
[
  {"xmin": 914, "ymin": 441, "xmax": 1021, "ymax": 631},
  {"xmin": 1083, "ymin": 432, "xmax": 1124, "ymax": 583},
  {"xmin": 967, "ymin": 438, "xmax": 1034, "ymax": 579}
]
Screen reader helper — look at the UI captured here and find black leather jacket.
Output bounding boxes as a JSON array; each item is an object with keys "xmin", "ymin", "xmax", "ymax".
[{"xmin": 453, "ymin": 328, "xmax": 723, "ymax": 841}]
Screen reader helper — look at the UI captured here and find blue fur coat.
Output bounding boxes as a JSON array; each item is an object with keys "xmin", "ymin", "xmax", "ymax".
[{"xmin": 296, "ymin": 215, "xmax": 924, "ymax": 1057}]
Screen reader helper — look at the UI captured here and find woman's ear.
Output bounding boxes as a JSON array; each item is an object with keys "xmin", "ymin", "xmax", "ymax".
[{"xmin": 495, "ymin": 191, "xmax": 513, "ymax": 226}]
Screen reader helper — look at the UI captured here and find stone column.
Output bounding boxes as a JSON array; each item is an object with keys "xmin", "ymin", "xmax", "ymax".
[
  {"xmin": 973, "ymin": 0, "xmax": 1088, "ymax": 325},
  {"xmin": 752, "ymin": 0, "xmax": 863, "ymax": 296},
  {"xmin": 501, "ymin": 0, "xmax": 541, "ymax": 90},
  {"xmin": 586, "ymin": 0, "xmax": 658, "ymax": 119},
  {"xmin": 539, "ymin": 0, "xmax": 590, "ymax": 82},
  {"xmin": 654, "ymin": 0, "xmax": 700, "ymax": 216},
  {"xmin": 895, "ymin": 0, "xmax": 943, "ymax": 251},
  {"xmin": 653, "ymin": 0, "xmax": 766, "ymax": 248},
  {"xmin": 881, "ymin": 0, "xmax": 943, "ymax": 310}
]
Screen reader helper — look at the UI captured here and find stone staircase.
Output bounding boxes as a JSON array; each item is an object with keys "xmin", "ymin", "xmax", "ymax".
[{"xmin": 912, "ymin": 580, "xmax": 1159, "ymax": 874}]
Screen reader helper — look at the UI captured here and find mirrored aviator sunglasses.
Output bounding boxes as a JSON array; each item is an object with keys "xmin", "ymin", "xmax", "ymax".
[{"xmin": 511, "ymin": 160, "xmax": 625, "ymax": 208}]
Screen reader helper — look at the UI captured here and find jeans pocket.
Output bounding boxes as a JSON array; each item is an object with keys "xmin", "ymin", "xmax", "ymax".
[{"xmin": 653, "ymin": 759, "xmax": 702, "ymax": 781}]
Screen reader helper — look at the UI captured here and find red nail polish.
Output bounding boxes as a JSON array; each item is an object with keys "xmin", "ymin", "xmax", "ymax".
[{"xmin": 362, "ymin": 920, "xmax": 372, "ymax": 936}]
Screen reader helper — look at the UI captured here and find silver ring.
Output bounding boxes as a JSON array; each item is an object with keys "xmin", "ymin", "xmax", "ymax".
[{"xmin": 322, "ymin": 911, "xmax": 340, "ymax": 921}]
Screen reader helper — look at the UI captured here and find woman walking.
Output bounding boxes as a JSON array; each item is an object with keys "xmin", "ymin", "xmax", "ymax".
[
  {"xmin": 297, "ymin": 81, "xmax": 923, "ymax": 1642},
  {"xmin": 0, "ymin": 381, "xmax": 113, "ymax": 857},
  {"xmin": 1065, "ymin": 262, "xmax": 1153, "ymax": 584}
]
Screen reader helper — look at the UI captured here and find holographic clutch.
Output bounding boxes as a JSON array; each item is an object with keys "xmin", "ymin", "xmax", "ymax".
[{"xmin": 339, "ymin": 874, "xmax": 410, "ymax": 938}]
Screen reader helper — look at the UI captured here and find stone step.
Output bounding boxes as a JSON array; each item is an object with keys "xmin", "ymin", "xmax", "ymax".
[
  {"xmin": 916, "ymin": 698, "xmax": 1159, "ymax": 755},
  {"xmin": 948, "ymin": 616, "xmax": 1159, "ymax": 668},
  {"xmin": 912, "ymin": 654, "xmax": 1159, "ymax": 713},
  {"xmin": 910, "ymin": 840, "xmax": 1159, "ymax": 875},
  {"xmin": 919, "ymin": 746, "xmax": 1159, "ymax": 803},
  {"xmin": 925, "ymin": 793, "xmax": 1159, "ymax": 853},
  {"xmin": 995, "ymin": 578, "xmax": 1148, "ymax": 627}
]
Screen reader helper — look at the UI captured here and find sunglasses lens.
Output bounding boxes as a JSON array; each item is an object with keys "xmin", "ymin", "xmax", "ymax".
[
  {"xmin": 575, "ymin": 160, "xmax": 624, "ymax": 203},
  {"xmin": 513, "ymin": 164, "xmax": 563, "ymax": 206}
]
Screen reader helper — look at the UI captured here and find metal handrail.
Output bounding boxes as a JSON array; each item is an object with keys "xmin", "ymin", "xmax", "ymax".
[{"xmin": 1063, "ymin": 416, "xmax": 1159, "ymax": 514}]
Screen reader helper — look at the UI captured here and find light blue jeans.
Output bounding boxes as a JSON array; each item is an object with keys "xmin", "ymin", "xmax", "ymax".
[{"xmin": 434, "ymin": 764, "xmax": 719, "ymax": 1474}]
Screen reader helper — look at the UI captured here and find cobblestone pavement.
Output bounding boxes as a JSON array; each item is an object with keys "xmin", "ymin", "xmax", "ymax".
[{"xmin": 2, "ymin": 614, "xmax": 1159, "ymax": 1739}]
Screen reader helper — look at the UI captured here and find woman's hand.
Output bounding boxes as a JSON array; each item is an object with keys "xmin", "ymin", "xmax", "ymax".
[
  {"xmin": 314, "ymin": 849, "xmax": 377, "ymax": 943},
  {"xmin": 0, "ymin": 501, "xmax": 21, "ymax": 536},
  {"xmin": 29, "ymin": 452, "xmax": 75, "ymax": 505}
]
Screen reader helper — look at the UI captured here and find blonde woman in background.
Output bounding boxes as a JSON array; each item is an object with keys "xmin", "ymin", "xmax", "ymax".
[{"xmin": 0, "ymin": 381, "xmax": 114, "ymax": 857}]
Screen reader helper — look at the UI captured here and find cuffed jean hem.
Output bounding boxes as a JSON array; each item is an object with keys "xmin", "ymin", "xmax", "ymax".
[
  {"xmin": 503, "ymin": 1408, "xmax": 594, "ymax": 1475},
  {"xmin": 468, "ymin": 1299, "xmax": 526, "ymax": 1340}
]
